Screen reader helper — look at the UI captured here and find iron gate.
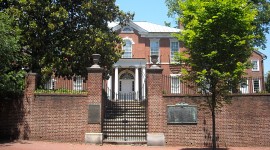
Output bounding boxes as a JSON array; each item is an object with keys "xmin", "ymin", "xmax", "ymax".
[{"xmin": 103, "ymin": 92, "xmax": 147, "ymax": 142}]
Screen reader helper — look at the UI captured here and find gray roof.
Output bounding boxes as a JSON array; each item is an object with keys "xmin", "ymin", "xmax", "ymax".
[
  {"xmin": 108, "ymin": 21, "xmax": 180, "ymax": 33},
  {"xmin": 254, "ymin": 50, "xmax": 267, "ymax": 60}
]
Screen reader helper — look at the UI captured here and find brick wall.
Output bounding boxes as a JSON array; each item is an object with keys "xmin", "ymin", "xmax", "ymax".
[
  {"xmin": 0, "ymin": 67, "xmax": 104, "ymax": 143},
  {"xmin": 147, "ymin": 66, "xmax": 270, "ymax": 147},
  {"xmin": 29, "ymin": 94, "xmax": 88, "ymax": 142},
  {"xmin": 162, "ymin": 95, "xmax": 270, "ymax": 147},
  {"xmin": 1, "ymin": 67, "xmax": 269, "ymax": 146}
]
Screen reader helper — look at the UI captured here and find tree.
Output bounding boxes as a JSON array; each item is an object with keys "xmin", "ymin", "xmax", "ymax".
[
  {"xmin": 0, "ymin": 0, "xmax": 133, "ymax": 83},
  {"xmin": 165, "ymin": 0, "xmax": 270, "ymax": 49},
  {"xmin": 172, "ymin": 0, "xmax": 257, "ymax": 149},
  {"xmin": 266, "ymin": 71, "xmax": 270, "ymax": 92},
  {"xmin": 0, "ymin": 11, "xmax": 27, "ymax": 97}
]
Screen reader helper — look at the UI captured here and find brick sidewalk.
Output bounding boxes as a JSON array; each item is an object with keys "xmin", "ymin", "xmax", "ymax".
[{"xmin": 0, "ymin": 141, "xmax": 269, "ymax": 150}]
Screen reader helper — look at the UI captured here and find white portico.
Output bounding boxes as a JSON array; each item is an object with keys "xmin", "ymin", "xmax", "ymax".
[{"xmin": 107, "ymin": 59, "xmax": 147, "ymax": 100}]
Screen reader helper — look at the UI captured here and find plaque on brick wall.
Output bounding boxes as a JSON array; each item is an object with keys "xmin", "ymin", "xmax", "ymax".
[
  {"xmin": 88, "ymin": 104, "xmax": 100, "ymax": 124},
  {"xmin": 167, "ymin": 103, "xmax": 197, "ymax": 124}
]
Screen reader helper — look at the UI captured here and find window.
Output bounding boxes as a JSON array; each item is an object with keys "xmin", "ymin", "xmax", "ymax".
[
  {"xmin": 240, "ymin": 79, "xmax": 249, "ymax": 94},
  {"xmin": 122, "ymin": 39, "xmax": 132, "ymax": 58},
  {"xmin": 121, "ymin": 26, "xmax": 133, "ymax": 33},
  {"xmin": 253, "ymin": 79, "xmax": 260, "ymax": 93},
  {"xmin": 170, "ymin": 40, "xmax": 179, "ymax": 63},
  {"xmin": 44, "ymin": 78, "xmax": 55, "ymax": 90},
  {"xmin": 150, "ymin": 39, "xmax": 160, "ymax": 62},
  {"xmin": 170, "ymin": 74, "xmax": 181, "ymax": 94},
  {"xmin": 73, "ymin": 76, "xmax": 83, "ymax": 91},
  {"xmin": 251, "ymin": 60, "xmax": 259, "ymax": 71}
]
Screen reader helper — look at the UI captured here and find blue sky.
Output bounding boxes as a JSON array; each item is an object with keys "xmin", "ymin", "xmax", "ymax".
[{"xmin": 116, "ymin": 0, "xmax": 270, "ymax": 75}]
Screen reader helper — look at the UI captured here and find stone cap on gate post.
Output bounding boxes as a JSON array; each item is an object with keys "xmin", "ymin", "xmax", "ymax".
[{"xmin": 86, "ymin": 54, "xmax": 104, "ymax": 73}]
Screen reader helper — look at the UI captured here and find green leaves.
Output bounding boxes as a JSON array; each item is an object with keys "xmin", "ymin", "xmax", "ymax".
[
  {"xmin": 0, "ymin": 12, "xmax": 26, "ymax": 96},
  {"xmin": 0, "ymin": 0, "xmax": 133, "ymax": 83},
  {"xmin": 175, "ymin": 0, "xmax": 257, "ymax": 99}
]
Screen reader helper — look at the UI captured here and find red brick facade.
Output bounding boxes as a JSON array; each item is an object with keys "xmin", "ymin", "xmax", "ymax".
[{"xmin": 0, "ymin": 69, "xmax": 270, "ymax": 147}]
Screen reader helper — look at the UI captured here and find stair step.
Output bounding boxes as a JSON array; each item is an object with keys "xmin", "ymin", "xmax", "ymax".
[{"xmin": 103, "ymin": 99, "xmax": 147, "ymax": 142}]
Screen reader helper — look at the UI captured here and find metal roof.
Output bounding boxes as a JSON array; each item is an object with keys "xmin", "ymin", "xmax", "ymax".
[{"xmin": 108, "ymin": 21, "xmax": 180, "ymax": 33}]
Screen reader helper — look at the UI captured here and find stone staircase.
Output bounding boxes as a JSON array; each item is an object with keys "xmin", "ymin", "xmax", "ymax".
[{"xmin": 103, "ymin": 100, "xmax": 147, "ymax": 144}]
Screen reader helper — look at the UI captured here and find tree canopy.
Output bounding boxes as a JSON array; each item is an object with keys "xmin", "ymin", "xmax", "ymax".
[
  {"xmin": 170, "ymin": 0, "xmax": 258, "ymax": 149},
  {"xmin": 166, "ymin": 0, "xmax": 270, "ymax": 50},
  {"xmin": 0, "ymin": 0, "xmax": 133, "ymax": 82},
  {"xmin": 0, "ymin": 11, "xmax": 26, "ymax": 97}
]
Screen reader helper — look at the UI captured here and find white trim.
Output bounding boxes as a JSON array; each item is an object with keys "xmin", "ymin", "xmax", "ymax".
[
  {"xmin": 135, "ymin": 67, "xmax": 139, "ymax": 100},
  {"xmin": 44, "ymin": 78, "xmax": 55, "ymax": 90},
  {"xmin": 251, "ymin": 60, "xmax": 260, "ymax": 71},
  {"xmin": 150, "ymin": 39, "xmax": 160, "ymax": 63},
  {"xmin": 122, "ymin": 38, "xmax": 133, "ymax": 58},
  {"xmin": 118, "ymin": 69, "xmax": 135, "ymax": 79},
  {"xmin": 252, "ymin": 79, "xmax": 261, "ymax": 93},
  {"xmin": 141, "ymin": 66, "xmax": 146, "ymax": 100},
  {"xmin": 107, "ymin": 76, "xmax": 112, "ymax": 100},
  {"xmin": 170, "ymin": 74, "xmax": 181, "ymax": 94},
  {"xmin": 73, "ymin": 76, "xmax": 83, "ymax": 91},
  {"xmin": 123, "ymin": 37, "xmax": 135, "ymax": 44},
  {"xmin": 121, "ymin": 26, "xmax": 134, "ymax": 33},
  {"xmin": 170, "ymin": 39, "xmax": 179, "ymax": 63},
  {"xmin": 240, "ymin": 79, "xmax": 249, "ymax": 94},
  {"xmin": 115, "ymin": 67, "xmax": 119, "ymax": 100}
]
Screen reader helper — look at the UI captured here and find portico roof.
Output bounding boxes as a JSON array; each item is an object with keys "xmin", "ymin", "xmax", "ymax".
[{"xmin": 113, "ymin": 58, "xmax": 147, "ymax": 68}]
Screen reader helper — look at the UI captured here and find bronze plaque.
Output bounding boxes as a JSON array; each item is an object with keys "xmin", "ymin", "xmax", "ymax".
[
  {"xmin": 167, "ymin": 104, "xmax": 197, "ymax": 124},
  {"xmin": 88, "ymin": 104, "xmax": 100, "ymax": 124}
]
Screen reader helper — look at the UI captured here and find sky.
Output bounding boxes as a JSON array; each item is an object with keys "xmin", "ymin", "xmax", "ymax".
[{"xmin": 116, "ymin": 0, "xmax": 270, "ymax": 75}]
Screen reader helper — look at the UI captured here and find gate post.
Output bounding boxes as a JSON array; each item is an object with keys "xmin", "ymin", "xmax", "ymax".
[
  {"xmin": 146, "ymin": 59, "xmax": 165, "ymax": 146},
  {"xmin": 85, "ymin": 54, "xmax": 104, "ymax": 145}
]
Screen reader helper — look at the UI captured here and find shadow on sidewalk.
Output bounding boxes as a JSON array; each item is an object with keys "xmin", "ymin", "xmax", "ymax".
[{"xmin": 180, "ymin": 148, "xmax": 228, "ymax": 150}]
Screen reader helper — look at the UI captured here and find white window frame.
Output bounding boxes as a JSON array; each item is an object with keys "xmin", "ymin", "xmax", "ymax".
[
  {"xmin": 252, "ymin": 79, "xmax": 261, "ymax": 93},
  {"xmin": 73, "ymin": 76, "xmax": 83, "ymax": 91},
  {"xmin": 170, "ymin": 39, "xmax": 179, "ymax": 63},
  {"xmin": 150, "ymin": 39, "xmax": 160, "ymax": 63},
  {"xmin": 122, "ymin": 39, "xmax": 133, "ymax": 58},
  {"xmin": 121, "ymin": 26, "xmax": 134, "ymax": 33},
  {"xmin": 170, "ymin": 74, "xmax": 181, "ymax": 94},
  {"xmin": 251, "ymin": 60, "xmax": 259, "ymax": 71},
  {"xmin": 240, "ymin": 79, "xmax": 249, "ymax": 94},
  {"xmin": 44, "ymin": 78, "xmax": 56, "ymax": 90}
]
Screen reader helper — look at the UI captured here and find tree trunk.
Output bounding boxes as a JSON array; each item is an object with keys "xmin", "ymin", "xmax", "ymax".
[{"xmin": 212, "ymin": 107, "xmax": 216, "ymax": 150}]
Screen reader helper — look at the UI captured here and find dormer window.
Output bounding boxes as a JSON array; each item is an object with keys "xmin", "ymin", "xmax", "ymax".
[{"xmin": 121, "ymin": 26, "xmax": 134, "ymax": 33}]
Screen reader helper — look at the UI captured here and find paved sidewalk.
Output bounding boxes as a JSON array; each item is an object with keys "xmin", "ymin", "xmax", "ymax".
[{"xmin": 0, "ymin": 140, "xmax": 269, "ymax": 150}]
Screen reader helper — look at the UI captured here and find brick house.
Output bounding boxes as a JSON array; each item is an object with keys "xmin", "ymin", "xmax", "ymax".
[
  {"xmin": 1, "ymin": 21, "xmax": 269, "ymax": 147},
  {"xmin": 106, "ymin": 21, "xmax": 267, "ymax": 97}
]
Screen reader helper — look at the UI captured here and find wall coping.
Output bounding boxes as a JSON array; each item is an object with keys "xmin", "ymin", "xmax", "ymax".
[
  {"xmin": 34, "ymin": 93, "xmax": 88, "ymax": 97},
  {"xmin": 146, "ymin": 68, "xmax": 163, "ymax": 74},
  {"xmin": 86, "ymin": 67, "xmax": 104, "ymax": 73},
  {"xmin": 163, "ymin": 93, "xmax": 270, "ymax": 98}
]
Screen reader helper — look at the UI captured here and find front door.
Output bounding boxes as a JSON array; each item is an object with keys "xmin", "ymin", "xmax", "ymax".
[
  {"xmin": 119, "ymin": 71, "xmax": 135, "ymax": 100},
  {"xmin": 120, "ymin": 79, "xmax": 134, "ymax": 94}
]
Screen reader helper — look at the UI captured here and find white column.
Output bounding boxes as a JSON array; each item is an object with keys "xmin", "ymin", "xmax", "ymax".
[
  {"xmin": 114, "ymin": 67, "xmax": 119, "ymax": 100},
  {"xmin": 135, "ymin": 67, "xmax": 139, "ymax": 100},
  {"xmin": 107, "ymin": 76, "xmax": 112, "ymax": 100},
  {"xmin": 141, "ymin": 66, "xmax": 146, "ymax": 100}
]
